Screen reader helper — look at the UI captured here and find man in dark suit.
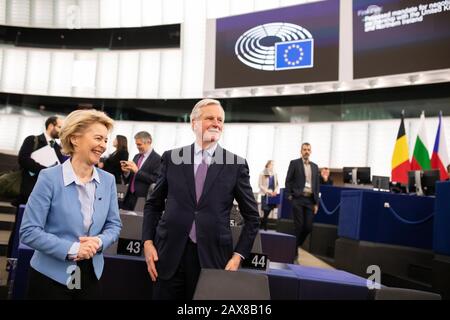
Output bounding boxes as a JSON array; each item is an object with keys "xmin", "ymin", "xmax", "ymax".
[
  {"xmin": 9, "ymin": 116, "xmax": 65, "ymax": 258},
  {"xmin": 285, "ymin": 142, "xmax": 320, "ymax": 253},
  {"xmin": 142, "ymin": 99, "xmax": 260, "ymax": 300},
  {"xmin": 121, "ymin": 131, "xmax": 161, "ymax": 211},
  {"xmin": 17, "ymin": 116, "xmax": 65, "ymax": 205}
]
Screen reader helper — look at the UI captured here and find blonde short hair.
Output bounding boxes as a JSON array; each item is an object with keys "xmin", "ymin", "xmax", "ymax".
[
  {"xmin": 190, "ymin": 98, "xmax": 224, "ymax": 122},
  {"xmin": 60, "ymin": 109, "xmax": 114, "ymax": 156}
]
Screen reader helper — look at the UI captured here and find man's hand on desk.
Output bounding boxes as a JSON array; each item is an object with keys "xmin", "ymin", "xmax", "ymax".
[{"xmin": 225, "ymin": 253, "xmax": 242, "ymax": 271}]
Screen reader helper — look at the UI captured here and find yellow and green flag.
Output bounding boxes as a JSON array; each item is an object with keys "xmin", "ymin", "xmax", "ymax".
[{"xmin": 411, "ymin": 111, "xmax": 431, "ymax": 171}]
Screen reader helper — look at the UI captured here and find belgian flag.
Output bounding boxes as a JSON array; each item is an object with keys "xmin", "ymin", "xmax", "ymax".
[{"xmin": 391, "ymin": 113, "xmax": 411, "ymax": 184}]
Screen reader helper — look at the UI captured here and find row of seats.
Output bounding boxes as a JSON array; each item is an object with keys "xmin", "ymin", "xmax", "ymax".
[{"xmin": 193, "ymin": 269, "xmax": 441, "ymax": 300}]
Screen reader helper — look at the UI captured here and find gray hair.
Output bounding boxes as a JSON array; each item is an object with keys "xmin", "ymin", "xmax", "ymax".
[
  {"xmin": 134, "ymin": 131, "xmax": 152, "ymax": 143},
  {"xmin": 190, "ymin": 98, "xmax": 224, "ymax": 122}
]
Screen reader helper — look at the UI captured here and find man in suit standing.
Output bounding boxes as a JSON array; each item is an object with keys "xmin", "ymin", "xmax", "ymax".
[
  {"xmin": 142, "ymin": 98, "xmax": 260, "ymax": 300},
  {"xmin": 17, "ymin": 116, "xmax": 65, "ymax": 205},
  {"xmin": 9, "ymin": 116, "xmax": 66, "ymax": 258},
  {"xmin": 120, "ymin": 131, "xmax": 161, "ymax": 211},
  {"xmin": 285, "ymin": 142, "xmax": 320, "ymax": 254}
]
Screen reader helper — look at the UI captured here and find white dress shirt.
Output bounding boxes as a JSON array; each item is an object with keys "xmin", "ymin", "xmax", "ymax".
[{"xmin": 63, "ymin": 160, "xmax": 102, "ymax": 259}]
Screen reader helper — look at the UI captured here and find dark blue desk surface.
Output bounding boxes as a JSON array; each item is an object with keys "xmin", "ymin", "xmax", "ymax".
[
  {"xmin": 10, "ymin": 205, "xmax": 26, "ymax": 259},
  {"xmin": 434, "ymin": 181, "xmax": 450, "ymax": 256},
  {"xmin": 279, "ymin": 185, "xmax": 359, "ymax": 225},
  {"xmin": 263, "ymin": 264, "xmax": 300, "ymax": 300},
  {"xmin": 12, "ymin": 244, "xmax": 33, "ymax": 300},
  {"xmin": 247, "ymin": 262, "xmax": 369, "ymax": 300},
  {"xmin": 259, "ymin": 230, "xmax": 296, "ymax": 263},
  {"xmin": 315, "ymin": 185, "xmax": 346, "ymax": 225},
  {"xmin": 14, "ymin": 246, "xmax": 369, "ymax": 300},
  {"xmin": 288, "ymin": 264, "xmax": 368, "ymax": 300},
  {"xmin": 338, "ymin": 189, "xmax": 435, "ymax": 250},
  {"xmin": 13, "ymin": 245, "xmax": 152, "ymax": 300}
]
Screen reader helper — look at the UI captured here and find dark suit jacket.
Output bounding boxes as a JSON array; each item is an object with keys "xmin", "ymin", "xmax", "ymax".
[
  {"xmin": 142, "ymin": 144, "xmax": 260, "ymax": 280},
  {"xmin": 102, "ymin": 149, "xmax": 129, "ymax": 184},
  {"xmin": 124, "ymin": 150, "xmax": 161, "ymax": 198},
  {"xmin": 18, "ymin": 133, "xmax": 65, "ymax": 204},
  {"xmin": 285, "ymin": 158, "xmax": 320, "ymax": 205}
]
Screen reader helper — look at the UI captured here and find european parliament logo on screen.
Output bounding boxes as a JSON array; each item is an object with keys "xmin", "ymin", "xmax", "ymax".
[{"xmin": 234, "ymin": 22, "xmax": 314, "ymax": 71}]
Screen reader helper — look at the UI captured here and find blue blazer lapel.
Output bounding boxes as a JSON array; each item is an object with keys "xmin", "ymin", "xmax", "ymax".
[
  {"xmin": 66, "ymin": 182, "xmax": 83, "ymax": 222},
  {"xmin": 91, "ymin": 182, "xmax": 102, "ymax": 234}
]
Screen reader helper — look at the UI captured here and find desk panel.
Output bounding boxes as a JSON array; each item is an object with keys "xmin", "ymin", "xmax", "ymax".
[
  {"xmin": 14, "ymin": 246, "xmax": 370, "ymax": 300},
  {"xmin": 260, "ymin": 230, "xmax": 296, "ymax": 263},
  {"xmin": 338, "ymin": 190, "xmax": 434, "ymax": 250},
  {"xmin": 434, "ymin": 181, "xmax": 450, "ymax": 256}
]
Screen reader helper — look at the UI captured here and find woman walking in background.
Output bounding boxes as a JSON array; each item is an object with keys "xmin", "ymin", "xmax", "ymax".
[
  {"xmin": 99, "ymin": 135, "xmax": 129, "ymax": 184},
  {"xmin": 259, "ymin": 160, "xmax": 279, "ymax": 230}
]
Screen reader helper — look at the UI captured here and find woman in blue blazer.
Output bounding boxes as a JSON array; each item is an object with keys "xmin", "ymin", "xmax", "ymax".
[{"xmin": 20, "ymin": 109, "xmax": 122, "ymax": 300}]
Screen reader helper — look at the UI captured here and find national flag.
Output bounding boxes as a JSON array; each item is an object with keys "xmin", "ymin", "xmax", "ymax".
[
  {"xmin": 275, "ymin": 39, "xmax": 313, "ymax": 70},
  {"xmin": 411, "ymin": 111, "xmax": 431, "ymax": 170},
  {"xmin": 391, "ymin": 113, "xmax": 411, "ymax": 184},
  {"xmin": 431, "ymin": 112, "xmax": 449, "ymax": 180}
]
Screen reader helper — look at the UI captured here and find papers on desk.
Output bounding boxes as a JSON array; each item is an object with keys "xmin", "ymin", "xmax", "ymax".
[{"xmin": 31, "ymin": 145, "xmax": 60, "ymax": 168}]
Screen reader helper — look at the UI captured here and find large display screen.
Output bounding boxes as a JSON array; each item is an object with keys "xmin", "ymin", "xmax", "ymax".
[
  {"xmin": 354, "ymin": 0, "xmax": 450, "ymax": 79},
  {"xmin": 215, "ymin": 0, "xmax": 339, "ymax": 89}
]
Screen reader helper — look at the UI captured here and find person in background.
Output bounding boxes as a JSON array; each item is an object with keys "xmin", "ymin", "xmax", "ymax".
[
  {"xmin": 259, "ymin": 160, "xmax": 279, "ymax": 230},
  {"xmin": 285, "ymin": 142, "xmax": 320, "ymax": 256},
  {"xmin": 319, "ymin": 167, "xmax": 334, "ymax": 185},
  {"xmin": 98, "ymin": 135, "xmax": 129, "ymax": 184},
  {"xmin": 20, "ymin": 109, "xmax": 122, "ymax": 300},
  {"xmin": 120, "ymin": 131, "xmax": 161, "ymax": 211},
  {"xmin": 17, "ymin": 116, "xmax": 65, "ymax": 205},
  {"xmin": 8, "ymin": 116, "xmax": 66, "ymax": 259}
]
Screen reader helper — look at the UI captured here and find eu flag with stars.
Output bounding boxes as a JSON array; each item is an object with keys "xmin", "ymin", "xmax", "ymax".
[{"xmin": 275, "ymin": 39, "xmax": 314, "ymax": 70}]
